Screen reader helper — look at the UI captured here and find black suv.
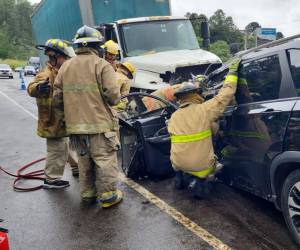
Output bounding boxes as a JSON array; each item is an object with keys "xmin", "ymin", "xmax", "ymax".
[{"xmin": 119, "ymin": 36, "xmax": 300, "ymax": 245}]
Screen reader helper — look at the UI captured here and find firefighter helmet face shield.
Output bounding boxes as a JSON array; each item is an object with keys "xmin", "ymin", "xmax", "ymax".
[
  {"xmin": 45, "ymin": 49, "xmax": 58, "ymax": 67},
  {"xmin": 73, "ymin": 25, "xmax": 104, "ymax": 45}
]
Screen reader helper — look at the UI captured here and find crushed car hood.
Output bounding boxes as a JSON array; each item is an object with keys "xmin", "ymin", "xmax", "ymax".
[{"xmin": 126, "ymin": 49, "xmax": 222, "ymax": 73}]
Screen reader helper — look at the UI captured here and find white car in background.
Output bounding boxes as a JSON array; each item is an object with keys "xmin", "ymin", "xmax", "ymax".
[
  {"xmin": 0, "ymin": 64, "xmax": 13, "ymax": 79},
  {"xmin": 14, "ymin": 66, "xmax": 24, "ymax": 72},
  {"xmin": 24, "ymin": 66, "xmax": 36, "ymax": 76}
]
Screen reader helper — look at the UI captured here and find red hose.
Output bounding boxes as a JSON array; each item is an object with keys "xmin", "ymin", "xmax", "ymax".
[{"xmin": 0, "ymin": 157, "xmax": 46, "ymax": 191}]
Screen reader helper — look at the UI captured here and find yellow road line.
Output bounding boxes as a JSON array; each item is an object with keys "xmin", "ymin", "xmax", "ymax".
[
  {"xmin": 119, "ymin": 174, "xmax": 231, "ymax": 250},
  {"xmin": 1, "ymin": 89, "xmax": 231, "ymax": 250}
]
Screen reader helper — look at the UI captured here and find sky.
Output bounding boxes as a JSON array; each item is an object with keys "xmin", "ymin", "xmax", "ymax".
[{"xmin": 29, "ymin": 0, "xmax": 299, "ymax": 36}]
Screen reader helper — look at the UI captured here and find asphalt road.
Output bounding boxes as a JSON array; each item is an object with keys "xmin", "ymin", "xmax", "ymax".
[{"xmin": 0, "ymin": 74, "xmax": 298, "ymax": 250}]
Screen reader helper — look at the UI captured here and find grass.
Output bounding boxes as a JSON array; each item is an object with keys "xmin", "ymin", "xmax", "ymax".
[{"xmin": 0, "ymin": 58, "xmax": 27, "ymax": 70}]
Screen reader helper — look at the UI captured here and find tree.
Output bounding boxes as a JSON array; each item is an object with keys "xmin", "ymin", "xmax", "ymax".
[
  {"xmin": 208, "ymin": 9, "xmax": 244, "ymax": 45},
  {"xmin": 276, "ymin": 32, "xmax": 284, "ymax": 40},
  {"xmin": 209, "ymin": 40, "xmax": 230, "ymax": 62},
  {"xmin": 245, "ymin": 22, "xmax": 261, "ymax": 34},
  {"xmin": 185, "ymin": 12, "xmax": 208, "ymax": 38},
  {"xmin": 0, "ymin": 0, "xmax": 36, "ymax": 60}
]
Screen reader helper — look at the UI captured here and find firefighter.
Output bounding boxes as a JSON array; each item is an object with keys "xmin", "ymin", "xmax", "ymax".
[
  {"xmin": 101, "ymin": 40, "xmax": 119, "ymax": 70},
  {"xmin": 113, "ymin": 61, "xmax": 136, "ymax": 111},
  {"xmin": 53, "ymin": 25, "xmax": 123, "ymax": 208},
  {"xmin": 167, "ymin": 58, "xmax": 241, "ymax": 198},
  {"xmin": 221, "ymin": 77, "xmax": 271, "ymax": 163},
  {"xmin": 27, "ymin": 39, "xmax": 78, "ymax": 188},
  {"xmin": 142, "ymin": 84, "xmax": 182, "ymax": 111},
  {"xmin": 142, "ymin": 75, "xmax": 205, "ymax": 111}
]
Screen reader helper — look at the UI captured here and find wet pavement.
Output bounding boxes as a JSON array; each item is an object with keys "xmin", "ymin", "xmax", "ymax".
[{"xmin": 0, "ymin": 74, "xmax": 298, "ymax": 250}]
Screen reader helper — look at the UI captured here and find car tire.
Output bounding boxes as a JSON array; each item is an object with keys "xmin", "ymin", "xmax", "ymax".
[
  {"xmin": 9, "ymin": 76, "xmax": 13, "ymax": 79},
  {"xmin": 281, "ymin": 169, "xmax": 300, "ymax": 245}
]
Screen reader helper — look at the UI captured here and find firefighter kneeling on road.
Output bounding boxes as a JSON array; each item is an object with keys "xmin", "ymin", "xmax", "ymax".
[
  {"xmin": 27, "ymin": 39, "xmax": 78, "ymax": 188},
  {"xmin": 53, "ymin": 25, "xmax": 123, "ymax": 208},
  {"xmin": 167, "ymin": 58, "xmax": 241, "ymax": 199}
]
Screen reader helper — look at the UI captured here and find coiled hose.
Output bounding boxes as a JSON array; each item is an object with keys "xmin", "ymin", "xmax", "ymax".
[{"xmin": 0, "ymin": 157, "xmax": 46, "ymax": 191}]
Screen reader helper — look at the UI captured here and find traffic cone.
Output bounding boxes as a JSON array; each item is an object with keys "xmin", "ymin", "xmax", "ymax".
[
  {"xmin": 19, "ymin": 77, "xmax": 26, "ymax": 90},
  {"xmin": 19, "ymin": 71, "xmax": 26, "ymax": 90}
]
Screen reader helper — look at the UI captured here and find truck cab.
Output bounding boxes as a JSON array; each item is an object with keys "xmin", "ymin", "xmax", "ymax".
[{"xmin": 98, "ymin": 16, "xmax": 222, "ymax": 91}]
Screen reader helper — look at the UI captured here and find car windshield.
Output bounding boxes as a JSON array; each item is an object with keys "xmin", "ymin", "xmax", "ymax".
[
  {"xmin": 0, "ymin": 64, "xmax": 10, "ymax": 69},
  {"xmin": 120, "ymin": 19, "xmax": 200, "ymax": 57}
]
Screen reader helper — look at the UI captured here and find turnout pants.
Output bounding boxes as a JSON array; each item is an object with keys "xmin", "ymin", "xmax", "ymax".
[
  {"xmin": 68, "ymin": 144, "xmax": 79, "ymax": 174},
  {"xmin": 44, "ymin": 137, "xmax": 69, "ymax": 181},
  {"xmin": 78, "ymin": 133, "xmax": 120, "ymax": 199}
]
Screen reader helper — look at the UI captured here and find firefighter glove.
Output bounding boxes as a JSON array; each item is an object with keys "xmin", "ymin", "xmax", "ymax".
[
  {"xmin": 228, "ymin": 57, "xmax": 241, "ymax": 75},
  {"xmin": 36, "ymin": 79, "xmax": 50, "ymax": 95}
]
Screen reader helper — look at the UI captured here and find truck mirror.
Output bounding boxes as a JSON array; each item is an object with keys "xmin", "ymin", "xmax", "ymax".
[{"xmin": 201, "ymin": 21, "xmax": 210, "ymax": 49}]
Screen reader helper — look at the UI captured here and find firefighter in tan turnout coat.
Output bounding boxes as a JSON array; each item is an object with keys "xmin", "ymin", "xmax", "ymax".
[
  {"xmin": 27, "ymin": 39, "xmax": 78, "ymax": 189},
  {"xmin": 113, "ymin": 61, "xmax": 136, "ymax": 111},
  {"xmin": 53, "ymin": 25, "xmax": 123, "ymax": 208},
  {"xmin": 168, "ymin": 58, "xmax": 241, "ymax": 198}
]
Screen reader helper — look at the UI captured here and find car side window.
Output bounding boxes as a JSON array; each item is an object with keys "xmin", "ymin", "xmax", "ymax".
[
  {"xmin": 237, "ymin": 55, "xmax": 282, "ymax": 104},
  {"xmin": 287, "ymin": 49, "xmax": 300, "ymax": 96}
]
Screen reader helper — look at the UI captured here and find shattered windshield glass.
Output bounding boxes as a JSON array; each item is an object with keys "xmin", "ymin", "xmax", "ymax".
[{"xmin": 121, "ymin": 19, "xmax": 200, "ymax": 57}]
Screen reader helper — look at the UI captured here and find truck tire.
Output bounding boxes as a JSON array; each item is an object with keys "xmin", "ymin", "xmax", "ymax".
[{"xmin": 281, "ymin": 169, "xmax": 300, "ymax": 246}]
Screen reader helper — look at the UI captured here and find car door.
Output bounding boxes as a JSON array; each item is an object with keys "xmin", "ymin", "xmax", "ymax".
[{"xmin": 218, "ymin": 52, "xmax": 297, "ymax": 199}]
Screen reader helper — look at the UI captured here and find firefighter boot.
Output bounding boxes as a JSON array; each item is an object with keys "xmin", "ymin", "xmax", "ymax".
[
  {"xmin": 174, "ymin": 171, "xmax": 185, "ymax": 190},
  {"xmin": 99, "ymin": 189, "xmax": 123, "ymax": 208},
  {"xmin": 174, "ymin": 171, "xmax": 191, "ymax": 190},
  {"xmin": 189, "ymin": 177, "xmax": 212, "ymax": 199}
]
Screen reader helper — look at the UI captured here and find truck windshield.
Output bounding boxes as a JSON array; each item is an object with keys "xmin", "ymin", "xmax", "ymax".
[{"xmin": 120, "ymin": 19, "xmax": 200, "ymax": 57}]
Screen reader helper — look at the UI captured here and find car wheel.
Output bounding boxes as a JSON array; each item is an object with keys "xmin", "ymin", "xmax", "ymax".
[
  {"xmin": 9, "ymin": 76, "xmax": 13, "ymax": 79},
  {"xmin": 281, "ymin": 169, "xmax": 300, "ymax": 245}
]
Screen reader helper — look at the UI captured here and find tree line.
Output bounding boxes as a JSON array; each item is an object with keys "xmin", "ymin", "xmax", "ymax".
[
  {"xmin": 186, "ymin": 9, "xmax": 284, "ymax": 61},
  {"xmin": 0, "ymin": 0, "xmax": 36, "ymax": 60}
]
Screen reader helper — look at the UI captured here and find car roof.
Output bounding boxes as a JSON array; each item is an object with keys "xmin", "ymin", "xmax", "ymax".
[
  {"xmin": 0, "ymin": 64, "xmax": 10, "ymax": 67},
  {"xmin": 241, "ymin": 39, "xmax": 300, "ymax": 61}
]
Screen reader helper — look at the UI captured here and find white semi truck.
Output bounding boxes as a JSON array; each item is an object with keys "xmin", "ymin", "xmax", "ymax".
[
  {"xmin": 98, "ymin": 16, "xmax": 222, "ymax": 91},
  {"xmin": 32, "ymin": 0, "xmax": 222, "ymax": 91}
]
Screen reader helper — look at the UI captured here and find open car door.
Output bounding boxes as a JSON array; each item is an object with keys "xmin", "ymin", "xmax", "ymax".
[{"xmin": 119, "ymin": 93, "xmax": 177, "ymax": 179}]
